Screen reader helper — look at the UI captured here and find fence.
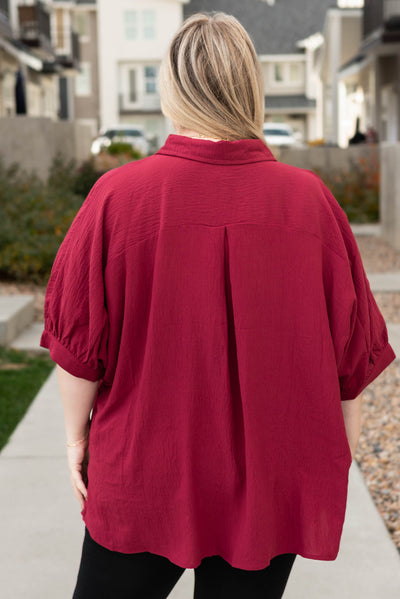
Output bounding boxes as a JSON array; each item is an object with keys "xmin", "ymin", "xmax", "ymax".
[
  {"xmin": 0, "ymin": 116, "xmax": 93, "ymax": 180},
  {"xmin": 380, "ymin": 143, "xmax": 400, "ymax": 250},
  {"xmin": 276, "ymin": 144, "xmax": 379, "ymax": 172}
]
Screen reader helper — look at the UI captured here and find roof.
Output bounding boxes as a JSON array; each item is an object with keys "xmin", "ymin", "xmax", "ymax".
[
  {"xmin": 0, "ymin": 36, "xmax": 43, "ymax": 71},
  {"xmin": 265, "ymin": 94, "xmax": 317, "ymax": 110},
  {"xmin": 184, "ymin": 0, "xmax": 336, "ymax": 54}
]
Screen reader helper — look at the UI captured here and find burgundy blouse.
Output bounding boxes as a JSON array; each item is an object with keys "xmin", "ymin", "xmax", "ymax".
[{"xmin": 41, "ymin": 134, "xmax": 395, "ymax": 569}]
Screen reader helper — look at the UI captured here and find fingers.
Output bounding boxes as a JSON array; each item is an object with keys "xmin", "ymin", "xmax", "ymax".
[
  {"xmin": 66, "ymin": 443, "xmax": 89, "ymax": 509},
  {"xmin": 70, "ymin": 470, "xmax": 88, "ymax": 510}
]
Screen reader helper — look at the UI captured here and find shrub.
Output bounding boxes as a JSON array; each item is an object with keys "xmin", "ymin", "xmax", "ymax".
[
  {"xmin": 74, "ymin": 158, "xmax": 105, "ymax": 197},
  {"xmin": 106, "ymin": 142, "xmax": 144, "ymax": 160},
  {"xmin": 314, "ymin": 154, "xmax": 380, "ymax": 223},
  {"xmin": 0, "ymin": 160, "xmax": 83, "ymax": 283},
  {"xmin": 0, "ymin": 146, "xmax": 143, "ymax": 284},
  {"xmin": 48, "ymin": 154, "xmax": 105, "ymax": 198},
  {"xmin": 0, "ymin": 155, "xmax": 107, "ymax": 284},
  {"xmin": 0, "ymin": 148, "xmax": 379, "ymax": 285}
]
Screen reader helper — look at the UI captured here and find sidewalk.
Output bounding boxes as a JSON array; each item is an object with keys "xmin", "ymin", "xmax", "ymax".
[{"xmin": 1, "ymin": 272, "xmax": 400, "ymax": 598}]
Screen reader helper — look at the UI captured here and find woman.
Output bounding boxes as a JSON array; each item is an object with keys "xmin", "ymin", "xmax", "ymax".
[{"xmin": 41, "ymin": 12, "xmax": 395, "ymax": 599}]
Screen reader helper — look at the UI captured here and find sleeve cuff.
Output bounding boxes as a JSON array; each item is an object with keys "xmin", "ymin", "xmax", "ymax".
[
  {"xmin": 341, "ymin": 341, "xmax": 396, "ymax": 401},
  {"xmin": 40, "ymin": 330, "xmax": 103, "ymax": 382}
]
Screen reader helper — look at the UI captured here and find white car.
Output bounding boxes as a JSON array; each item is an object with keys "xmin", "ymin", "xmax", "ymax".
[
  {"xmin": 91, "ymin": 124, "xmax": 150, "ymax": 156},
  {"xmin": 263, "ymin": 123, "xmax": 298, "ymax": 148}
]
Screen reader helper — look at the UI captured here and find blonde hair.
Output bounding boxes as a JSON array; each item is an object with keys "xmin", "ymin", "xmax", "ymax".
[{"xmin": 159, "ymin": 12, "xmax": 266, "ymax": 142}]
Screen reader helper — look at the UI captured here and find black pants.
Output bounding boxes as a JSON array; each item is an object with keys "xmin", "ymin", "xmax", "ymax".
[{"xmin": 73, "ymin": 528, "xmax": 296, "ymax": 599}]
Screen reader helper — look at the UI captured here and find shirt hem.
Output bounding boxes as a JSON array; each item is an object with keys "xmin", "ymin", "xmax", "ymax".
[{"xmin": 82, "ymin": 519, "xmax": 339, "ymax": 571}]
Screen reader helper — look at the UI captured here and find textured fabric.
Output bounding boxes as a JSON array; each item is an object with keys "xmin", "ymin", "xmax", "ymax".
[{"xmin": 41, "ymin": 134, "xmax": 395, "ymax": 570}]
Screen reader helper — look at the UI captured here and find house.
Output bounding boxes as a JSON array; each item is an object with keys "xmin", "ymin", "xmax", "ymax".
[
  {"xmin": 96, "ymin": 0, "xmax": 189, "ymax": 148},
  {"xmin": 0, "ymin": 0, "xmax": 91, "ymax": 121},
  {"xmin": 95, "ymin": 0, "xmax": 337, "ymax": 148},
  {"xmin": 48, "ymin": 0, "xmax": 99, "ymax": 133},
  {"xmin": 71, "ymin": 0, "xmax": 99, "ymax": 135},
  {"xmin": 184, "ymin": 0, "xmax": 337, "ymax": 143},
  {"xmin": 0, "ymin": 0, "xmax": 57, "ymax": 118},
  {"xmin": 337, "ymin": 0, "xmax": 400, "ymax": 143},
  {"xmin": 317, "ymin": 1, "xmax": 364, "ymax": 146}
]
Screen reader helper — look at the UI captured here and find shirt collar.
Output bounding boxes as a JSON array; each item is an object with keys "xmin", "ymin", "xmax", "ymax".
[{"xmin": 156, "ymin": 134, "xmax": 276, "ymax": 166}]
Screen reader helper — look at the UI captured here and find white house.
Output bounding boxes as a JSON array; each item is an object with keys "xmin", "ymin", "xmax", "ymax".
[
  {"xmin": 338, "ymin": 0, "xmax": 400, "ymax": 144},
  {"xmin": 97, "ymin": 0, "xmax": 188, "ymax": 147},
  {"xmin": 317, "ymin": 1, "xmax": 364, "ymax": 147}
]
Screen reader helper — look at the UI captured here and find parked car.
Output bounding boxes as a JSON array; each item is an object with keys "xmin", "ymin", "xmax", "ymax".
[
  {"xmin": 263, "ymin": 123, "xmax": 298, "ymax": 148},
  {"xmin": 91, "ymin": 124, "xmax": 150, "ymax": 156}
]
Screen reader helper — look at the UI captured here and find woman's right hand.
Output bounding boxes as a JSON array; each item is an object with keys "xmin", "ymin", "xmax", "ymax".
[{"xmin": 67, "ymin": 440, "xmax": 89, "ymax": 510}]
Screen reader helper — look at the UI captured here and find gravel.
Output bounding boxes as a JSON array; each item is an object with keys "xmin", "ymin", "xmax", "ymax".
[
  {"xmin": 353, "ymin": 235, "xmax": 400, "ymax": 554},
  {"xmin": 356, "ymin": 235, "xmax": 400, "ymax": 272},
  {"xmin": 356, "ymin": 364, "xmax": 400, "ymax": 553}
]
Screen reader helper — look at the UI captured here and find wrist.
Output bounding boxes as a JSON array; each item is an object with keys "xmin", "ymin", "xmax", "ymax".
[
  {"xmin": 66, "ymin": 421, "xmax": 91, "ymax": 447},
  {"xmin": 66, "ymin": 434, "xmax": 89, "ymax": 448}
]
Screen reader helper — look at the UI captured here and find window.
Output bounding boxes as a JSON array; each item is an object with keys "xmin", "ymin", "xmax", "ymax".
[
  {"xmin": 129, "ymin": 69, "xmax": 137, "ymax": 103},
  {"xmin": 56, "ymin": 9, "xmax": 65, "ymax": 50},
  {"xmin": 289, "ymin": 63, "xmax": 303, "ymax": 85},
  {"xmin": 124, "ymin": 10, "xmax": 156, "ymax": 41},
  {"xmin": 143, "ymin": 10, "xmax": 156, "ymax": 40},
  {"xmin": 274, "ymin": 64, "xmax": 284, "ymax": 83},
  {"xmin": 272, "ymin": 62, "xmax": 304, "ymax": 86},
  {"xmin": 337, "ymin": 1, "xmax": 364, "ymax": 7},
  {"xmin": 76, "ymin": 63, "xmax": 91, "ymax": 96},
  {"xmin": 144, "ymin": 66, "xmax": 157, "ymax": 94},
  {"xmin": 74, "ymin": 12, "xmax": 90, "ymax": 41},
  {"xmin": 124, "ymin": 11, "xmax": 138, "ymax": 40}
]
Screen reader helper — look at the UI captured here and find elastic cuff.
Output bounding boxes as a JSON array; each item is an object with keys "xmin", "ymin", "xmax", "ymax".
[
  {"xmin": 364, "ymin": 341, "xmax": 396, "ymax": 389},
  {"xmin": 341, "ymin": 342, "xmax": 396, "ymax": 400},
  {"xmin": 40, "ymin": 330, "xmax": 102, "ymax": 382}
]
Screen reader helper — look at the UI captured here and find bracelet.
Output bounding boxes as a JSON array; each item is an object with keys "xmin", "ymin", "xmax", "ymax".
[{"xmin": 67, "ymin": 435, "xmax": 88, "ymax": 448}]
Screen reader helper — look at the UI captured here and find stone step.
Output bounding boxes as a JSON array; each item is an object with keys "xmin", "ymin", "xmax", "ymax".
[
  {"xmin": 10, "ymin": 322, "xmax": 47, "ymax": 354},
  {"xmin": 351, "ymin": 223, "xmax": 381, "ymax": 237},
  {"xmin": 386, "ymin": 323, "xmax": 400, "ymax": 359},
  {"xmin": 0, "ymin": 295, "xmax": 35, "ymax": 346},
  {"xmin": 367, "ymin": 272, "xmax": 400, "ymax": 292}
]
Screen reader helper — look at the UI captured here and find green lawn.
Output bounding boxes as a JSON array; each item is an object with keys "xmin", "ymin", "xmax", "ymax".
[{"xmin": 0, "ymin": 347, "xmax": 54, "ymax": 451}]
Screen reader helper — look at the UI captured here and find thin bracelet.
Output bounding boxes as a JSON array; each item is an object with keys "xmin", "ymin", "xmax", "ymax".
[{"xmin": 67, "ymin": 435, "xmax": 88, "ymax": 448}]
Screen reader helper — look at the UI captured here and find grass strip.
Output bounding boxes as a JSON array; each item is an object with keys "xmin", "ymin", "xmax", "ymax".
[{"xmin": 0, "ymin": 347, "xmax": 54, "ymax": 451}]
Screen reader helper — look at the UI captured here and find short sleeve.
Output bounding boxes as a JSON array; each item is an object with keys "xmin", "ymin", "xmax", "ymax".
[
  {"xmin": 40, "ymin": 176, "xmax": 110, "ymax": 381},
  {"xmin": 321, "ymin": 185, "xmax": 396, "ymax": 400}
]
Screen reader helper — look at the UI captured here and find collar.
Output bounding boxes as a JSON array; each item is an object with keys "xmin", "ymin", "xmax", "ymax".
[{"xmin": 156, "ymin": 134, "xmax": 276, "ymax": 166}]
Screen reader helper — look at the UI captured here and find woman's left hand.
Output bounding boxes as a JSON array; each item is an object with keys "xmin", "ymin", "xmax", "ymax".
[{"xmin": 67, "ymin": 440, "xmax": 89, "ymax": 510}]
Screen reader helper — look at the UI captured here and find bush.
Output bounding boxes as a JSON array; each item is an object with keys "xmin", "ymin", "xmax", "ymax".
[
  {"xmin": 314, "ymin": 155, "xmax": 380, "ymax": 223},
  {"xmin": 0, "ymin": 155, "xmax": 105, "ymax": 284},
  {"xmin": 106, "ymin": 142, "xmax": 144, "ymax": 160},
  {"xmin": 0, "ymin": 149, "xmax": 379, "ymax": 285},
  {"xmin": 48, "ymin": 154, "xmax": 105, "ymax": 198},
  {"xmin": 0, "ymin": 144, "xmax": 148, "ymax": 284}
]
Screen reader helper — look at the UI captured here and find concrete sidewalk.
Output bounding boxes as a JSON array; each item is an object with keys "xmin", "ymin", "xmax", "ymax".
[{"xmin": 1, "ymin": 366, "xmax": 400, "ymax": 599}]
